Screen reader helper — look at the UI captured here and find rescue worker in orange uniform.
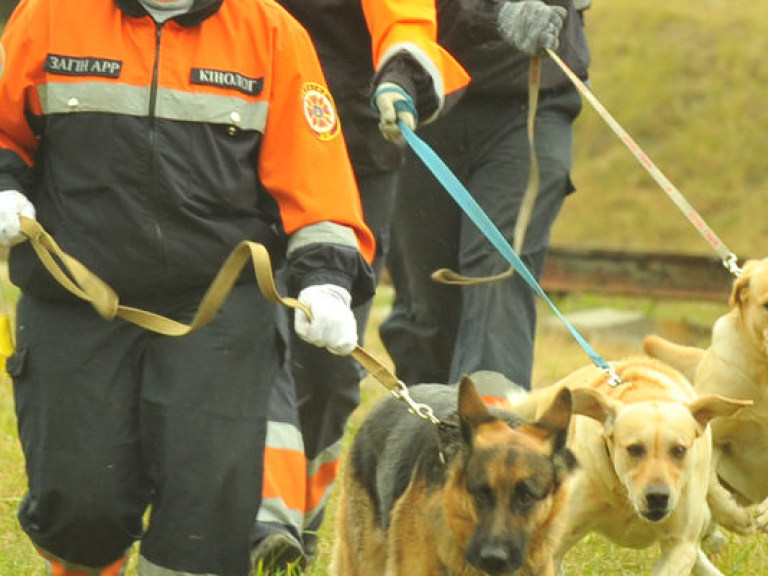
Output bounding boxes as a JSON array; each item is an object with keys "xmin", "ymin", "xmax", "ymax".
[
  {"xmin": 0, "ymin": 0, "xmax": 375, "ymax": 575},
  {"xmin": 266, "ymin": 0, "xmax": 469, "ymax": 563}
]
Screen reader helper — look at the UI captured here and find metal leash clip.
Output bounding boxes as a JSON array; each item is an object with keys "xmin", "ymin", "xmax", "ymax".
[
  {"xmin": 722, "ymin": 253, "xmax": 743, "ymax": 278},
  {"xmin": 391, "ymin": 380, "xmax": 441, "ymax": 426},
  {"xmin": 603, "ymin": 366, "xmax": 624, "ymax": 388}
]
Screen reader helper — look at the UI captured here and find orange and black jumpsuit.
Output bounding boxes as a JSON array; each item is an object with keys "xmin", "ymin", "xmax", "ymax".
[
  {"xmin": 0, "ymin": 0, "xmax": 374, "ymax": 574},
  {"xmin": 266, "ymin": 0, "xmax": 469, "ymax": 554}
]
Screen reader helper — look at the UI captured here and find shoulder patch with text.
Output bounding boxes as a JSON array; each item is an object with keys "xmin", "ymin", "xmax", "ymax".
[
  {"xmin": 191, "ymin": 68, "xmax": 264, "ymax": 96},
  {"xmin": 44, "ymin": 54, "xmax": 122, "ymax": 78},
  {"xmin": 301, "ymin": 82, "xmax": 339, "ymax": 141}
]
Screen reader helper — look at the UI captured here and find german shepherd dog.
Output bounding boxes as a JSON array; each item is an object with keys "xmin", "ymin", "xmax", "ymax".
[{"xmin": 331, "ymin": 373, "xmax": 576, "ymax": 576}]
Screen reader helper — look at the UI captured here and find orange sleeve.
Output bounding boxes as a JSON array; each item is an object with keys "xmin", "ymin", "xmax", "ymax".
[
  {"xmin": 361, "ymin": 0, "xmax": 469, "ymax": 98},
  {"xmin": 0, "ymin": 0, "xmax": 45, "ymax": 168},
  {"xmin": 257, "ymin": 10, "xmax": 375, "ymax": 263}
]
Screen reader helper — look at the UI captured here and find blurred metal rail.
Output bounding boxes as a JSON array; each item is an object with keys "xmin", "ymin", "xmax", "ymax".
[{"xmin": 541, "ymin": 246, "xmax": 737, "ymax": 302}]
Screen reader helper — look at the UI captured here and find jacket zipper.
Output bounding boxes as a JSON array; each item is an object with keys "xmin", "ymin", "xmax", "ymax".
[{"xmin": 148, "ymin": 22, "xmax": 168, "ymax": 269}]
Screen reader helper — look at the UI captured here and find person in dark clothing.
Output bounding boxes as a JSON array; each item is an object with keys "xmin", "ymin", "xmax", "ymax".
[
  {"xmin": 265, "ymin": 0, "xmax": 469, "ymax": 564},
  {"xmin": 0, "ymin": 0, "xmax": 376, "ymax": 574},
  {"xmin": 381, "ymin": 0, "xmax": 591, "ymax": 401}
]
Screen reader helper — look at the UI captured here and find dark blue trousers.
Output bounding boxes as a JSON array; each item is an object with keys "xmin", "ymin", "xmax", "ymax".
[{"xmin": 381, "ymin": 86, "xmax": 582, "ymax": 391}]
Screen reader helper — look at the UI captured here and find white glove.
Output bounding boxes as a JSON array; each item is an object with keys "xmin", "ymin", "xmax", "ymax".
[
  {"xmin": 0, "ymin": 190, "xmax": 35, "ymax": 247},
  {"xmin": 573, "ymin": 0, "xmax": 591, "ymax": 10},
  {"xmin": 497, "ymin": 1, "xmax": 567, "ymax": 56},
  {"xmin": 372, "ymin": 82, "xmax": 417, "ymax": 142},
  {"xmin": 294, "ymin": 284, "xmax": 358, "ymax": 355}
]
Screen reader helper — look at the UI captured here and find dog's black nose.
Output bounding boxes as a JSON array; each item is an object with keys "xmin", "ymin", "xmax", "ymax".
[
  {"xmin": 475, "ymin": 542, "xmax": 521, "ymax": 575},
  {"xmin": 644, "ymin": 485, "xmax": 671, "ymax": 520}
]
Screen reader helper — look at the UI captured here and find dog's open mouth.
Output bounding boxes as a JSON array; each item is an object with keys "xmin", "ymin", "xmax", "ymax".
[{"xmin": 641, "ymin": 508, "xmax": 670, "ymax": 522}]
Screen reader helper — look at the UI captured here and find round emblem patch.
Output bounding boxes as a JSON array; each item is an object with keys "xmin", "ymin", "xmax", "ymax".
[{"xmin": 301, "ymin": 82, "xmax": 339, "ymax": 141}]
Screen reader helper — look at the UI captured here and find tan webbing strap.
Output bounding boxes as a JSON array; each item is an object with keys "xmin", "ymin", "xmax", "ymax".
[
  {"xmin": 20, "ymin": 216, "xmax": 301, "ymax": 335},
  {"xmin": 430, "ymin": 54, "xmax": 542, "ymax": 286},
  {"xmin": 349, "ymin": 345, "xmax": 401, "ymax": 391},
  {"xmin": 21, "ymin": 217, "xmax": 120, "ymax": 319},
  {"xmin": 544, "ymin": 48, "xmax": 742, "ymax": 277},
  {"xmin": 515, "ymin": 53, "xmax": 542, "ymax": 254},
  {"xmin": 18, "ymin": 217, "xmax": 401, "ymax": 391}
]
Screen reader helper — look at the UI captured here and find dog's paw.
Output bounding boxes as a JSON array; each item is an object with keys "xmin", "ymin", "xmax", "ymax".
[
  {"xmin": 703, "ymin": 527, "xmax": 728, "ymax": 555},
  {"xmin": 754, "ymin": 500, "xmax": 768, "ymax": 533},
  {"xmin": 712, "ymin": 505, "xmax": 755, "ymax": 535},
  {"xmin": 728, "ymin": 509, "xmax": 756, "ymax": 535}
]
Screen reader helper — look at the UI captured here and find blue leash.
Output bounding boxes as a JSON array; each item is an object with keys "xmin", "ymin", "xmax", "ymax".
[{"xmin": 397, "ymin": 119, "xmax": 621, "ymax": 385}]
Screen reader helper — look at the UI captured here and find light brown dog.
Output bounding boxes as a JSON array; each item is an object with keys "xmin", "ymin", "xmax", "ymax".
[
  {"xmin": 510, "ymin": 356, "xmax": 749, "ymax": 576},
  {"xmin": 331, "ymin": 373, "xmax": 577, "ymax": 576},
  {"xmin": 644, "ymin": 257, "xmax": 768, "ymax": 532}
]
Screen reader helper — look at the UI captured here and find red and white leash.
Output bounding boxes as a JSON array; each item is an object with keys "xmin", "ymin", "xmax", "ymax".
[{"xmin": 546, "ymin": 48, "xmax": 743, "ymax": 278}]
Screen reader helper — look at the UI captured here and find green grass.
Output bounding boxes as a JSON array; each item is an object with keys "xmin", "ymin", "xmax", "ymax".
[{"xmin": 3, "ymin": 0, "xmax": 768, "ymax": 573}]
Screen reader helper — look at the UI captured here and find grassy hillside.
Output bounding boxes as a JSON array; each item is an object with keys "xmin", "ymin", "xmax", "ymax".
[
  {"xmin": 561, "ymin": 0, "xmax": 768, "ymax": 257},
  {"xmin": 2, "ymin": 1, "xmax": 768, "ymax": 574}
]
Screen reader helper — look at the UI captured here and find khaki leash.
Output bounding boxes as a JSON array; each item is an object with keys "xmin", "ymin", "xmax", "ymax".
[
  {"xmin": 545, "ymin": 48, "xmax": 742, "ymax": 278},
  {"xmin": 18, "ymin": 217, "xmax": 443, "ymax": 418},
  {"xmin": 432, "ymin": 48, "xmax": 744, "ymax": 285}
]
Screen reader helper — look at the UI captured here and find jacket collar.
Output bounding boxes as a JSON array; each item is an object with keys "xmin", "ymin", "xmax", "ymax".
[{"xmin": 115, "ymin": 0, "xmax": 224, "ymax": 26}]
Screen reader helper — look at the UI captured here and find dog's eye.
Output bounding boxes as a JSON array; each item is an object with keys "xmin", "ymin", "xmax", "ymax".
[
  {"xmin": 670, "ymin": 444, "xmax": 687, "ymax": 459},
  {"xmin": 515, "ymin": 483, "xmax": 539, "ymax": 508},
  {"xmin": 626, "ymin": 443, "xmax": 645, "ymax": 458},
  {"xmin": 472, "ymin": 485, "xmax": 494, "ymax": 509}
]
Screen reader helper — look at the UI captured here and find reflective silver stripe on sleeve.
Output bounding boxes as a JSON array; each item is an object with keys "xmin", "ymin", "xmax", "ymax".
[
  {"xmin": 287, "ymin": 221, "xmax": 359, "ymax": 257},
  {"xmin": 37, "ymin": 83, "xmax": 268, "ymax": 131},
  {"xmin": 377, "ymin": 41, "xmax": 445, "ymax": 123}
]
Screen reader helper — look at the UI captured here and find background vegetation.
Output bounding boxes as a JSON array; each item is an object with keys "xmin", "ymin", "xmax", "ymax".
[
  {"xmin": 2, "ymin": 0, "xmax": 768, "ymax": 573},
  {"xmin": 0, "ymin": 0, "xmax": 16, "ymax": 22}
]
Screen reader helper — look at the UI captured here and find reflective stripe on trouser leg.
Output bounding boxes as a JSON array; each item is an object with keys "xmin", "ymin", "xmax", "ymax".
[
  {"xmin": 303, "ymin": 437, "xmax": 343, "ymax": 534},
  {"xmin": 257, "ymin": 420, "xmax": 306, "ymax": 533},
  {"xmin": 254, "ymin": 359, "xmax": 306, "ymax": 543}
]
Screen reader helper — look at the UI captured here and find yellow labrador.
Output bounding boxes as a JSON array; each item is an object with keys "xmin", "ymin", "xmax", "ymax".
[
  {"xmin": 511, "ymin": 356, "xmax": 749, "ymax": 576},
  {"xmin": 644, "ymin": 257, "xmax": 768, "ymax": 532}
]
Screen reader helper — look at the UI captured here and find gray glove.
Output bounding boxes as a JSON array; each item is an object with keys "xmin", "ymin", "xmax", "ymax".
[
  {"xmin": 496, "ymin": 1, "xmax": 567, "ymax": 56},
  {"xmin": 372, "ymin": 82, "xmax": 417, "ymax": 142}
]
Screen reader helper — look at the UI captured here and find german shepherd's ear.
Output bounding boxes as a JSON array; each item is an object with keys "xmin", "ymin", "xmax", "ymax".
[
  {"xmin": 458, "ymin": 374, "xmax": 495, "ymax": 444},
  {"xmin": 519, "ymin": 387, "xmax": 573, "ymax": 454},
  {"xmin": 518, "ymin": 388, "xmax": 578, "ymax": 483}
]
